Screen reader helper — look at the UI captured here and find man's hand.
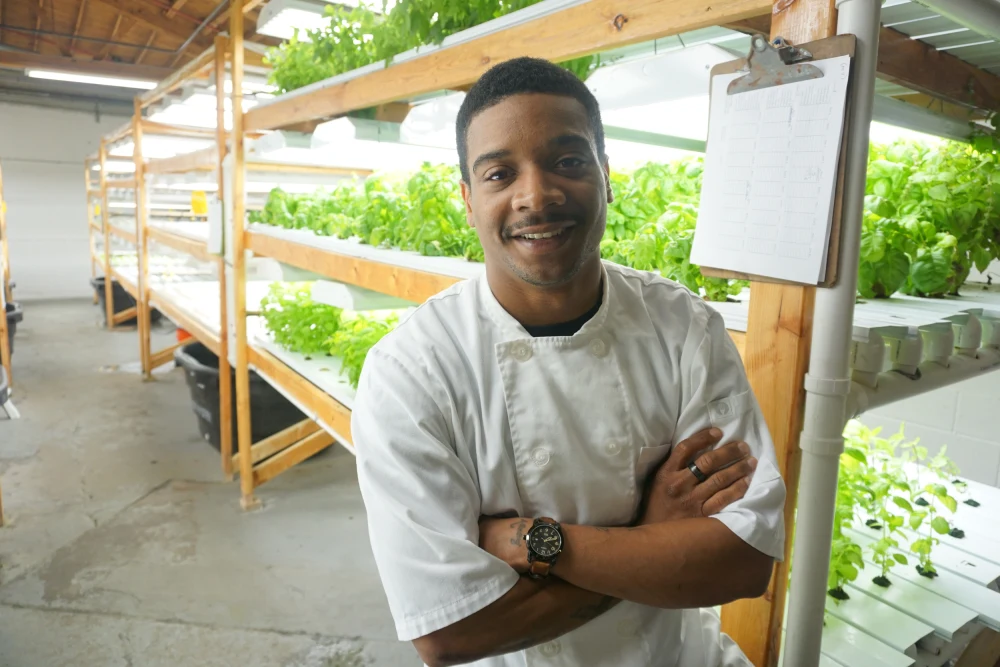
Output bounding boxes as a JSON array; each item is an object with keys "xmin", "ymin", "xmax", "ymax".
[
  {"xmin": 479, "ymin": 516, "xmax": 530, "ymax": 574},
  {"xmin": 639, "ymin": 428, "xmax": 756, "ymax": 525}
]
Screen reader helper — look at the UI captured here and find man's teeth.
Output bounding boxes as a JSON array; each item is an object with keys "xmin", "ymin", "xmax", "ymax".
[{"xmin": 520, "ymin": 229, "xmax": 565, "ymax": 240}]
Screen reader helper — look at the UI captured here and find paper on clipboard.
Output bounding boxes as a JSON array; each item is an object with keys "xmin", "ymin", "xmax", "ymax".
[{"xmin": 691, "ymin": 54, "xmax": 851, "ymax": 284}]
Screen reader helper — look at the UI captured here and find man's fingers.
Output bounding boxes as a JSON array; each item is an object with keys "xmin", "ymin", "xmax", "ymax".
[
  {"xmin": 700, "ymin": 460, "xmax": 757, "ymax": 516},
  {"xmin": 693, "ymin": 457, "xmax": 756, "ymax": 502},
  {"xmin": 693, "ymin": 440, "xmax": 750, "ymax": 476},
  {"xmin": 663, "ymin": 427, "xmax": 724, "ymax": 473}
]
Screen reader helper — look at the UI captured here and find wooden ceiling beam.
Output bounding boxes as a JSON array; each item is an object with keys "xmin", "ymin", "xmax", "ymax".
[
  {"xmin": 727, "ymin": 15, "xmax": 1000, "ymax": 113},
  {"xmin": 135, "ymin": 30, "xmax": 157, "ymax": 65},
  {"xmin": 97, "ymin": 14, "xmax": 124, "ymax": 60},
  {"xmin": 33, "ymin": 0, "xmax": 43, "ymax": 52},
  {"xmin": 70, "ymin": 0, "xmax": 87, "ymax": 51},
  {"xmin": 0, "ymin": 49, "xmax": 173, "ymax": 80},
  {"xmin": 90, "ymin": 0, "xmax": 212, "ymax": 51},
  {"xmin": 164, "ymin": 0, "xmax": 191, "ymax": 20}
]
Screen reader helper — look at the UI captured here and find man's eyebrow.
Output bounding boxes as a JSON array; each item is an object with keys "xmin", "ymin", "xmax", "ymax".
[
  {"xmin": 551, "ymin": 134, "xmax": 591, "ymax": 148},
  {"xmin": 472, "ymin": 149, "xmax": 511, "ymax": 175}
]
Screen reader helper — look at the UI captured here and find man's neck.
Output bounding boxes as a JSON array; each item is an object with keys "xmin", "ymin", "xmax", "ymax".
[{"xmin": 487, "ymin": 259, "xmax": 603, "ymax": 328}]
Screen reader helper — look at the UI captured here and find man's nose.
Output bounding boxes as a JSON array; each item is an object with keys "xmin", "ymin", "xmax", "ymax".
[{"xmin": 511, "ymin": 166, "xmax": 566, "ymax": 212}]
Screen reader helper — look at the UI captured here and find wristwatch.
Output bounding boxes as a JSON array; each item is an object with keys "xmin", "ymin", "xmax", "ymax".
[{"xmin": 524, "ymin": 517, "xmax": 563, "ymax": 579}]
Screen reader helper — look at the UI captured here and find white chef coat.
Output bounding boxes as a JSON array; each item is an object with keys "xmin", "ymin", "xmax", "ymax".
[{"xmin": 353, "ymin": 261, "xmax": 785, "ymax": 667}]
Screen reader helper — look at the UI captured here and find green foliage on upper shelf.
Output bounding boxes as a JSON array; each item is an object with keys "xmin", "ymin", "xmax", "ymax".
[
  {"xmin": 827, "ymin": 422, "xmax": 965, "ymax": 600},
  {"xmin": 259, "ymin": 282, "xmax": 399, "ymax": 389},
  {"xmin": 251, "ymin": 158, "xmax": 749, "ymax": 301},
  {"xmin": 265, "ymin": 0, "xmax": 599, "ymax": 94},
  {"xmin": 259, "ymin": 282, "xmax": 343, "ymax": 356},
  {"xmin": 861, "ymin": 138, "xmax": 1000, "ymax": 298}
]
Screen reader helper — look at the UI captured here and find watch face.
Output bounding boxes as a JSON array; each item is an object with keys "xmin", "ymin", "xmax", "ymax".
[{"xmin": 529, "ymin": 524, "xmax": 562, "ymax": 559}]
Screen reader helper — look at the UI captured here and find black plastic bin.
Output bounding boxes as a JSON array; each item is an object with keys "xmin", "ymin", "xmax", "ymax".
[
  {"xmin": 174, "ymin": 342, "xmax": 307, "ymax": 451},
  {"xmin": 5, "ymin": 301, "xmax": 22, "ymax": 356},
  {"xmin": 90, "ymin": 277, "xmax": 161, "ymax": 326}
]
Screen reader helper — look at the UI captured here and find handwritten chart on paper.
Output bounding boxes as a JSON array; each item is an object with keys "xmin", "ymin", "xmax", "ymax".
[{"xmin": 691, "ymin": 55, "xmax": 851, "ymax": 284}]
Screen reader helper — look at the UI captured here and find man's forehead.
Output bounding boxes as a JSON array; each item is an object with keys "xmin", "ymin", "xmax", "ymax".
[{"xmin": 467, "ymin": 93, "xmax": 592, "ymax": 136}]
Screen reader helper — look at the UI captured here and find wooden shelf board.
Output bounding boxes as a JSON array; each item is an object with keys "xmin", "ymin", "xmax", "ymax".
[
  {"xmin": 146, "ymin": 225, "xmax": 212, "ymax": 262},
  {"xmin": 149, "ymin": 284, "xmax": 221, "ymax": 357},
  {"xmin": 247, "ymin": 344, "xmax": 354, "ymax": 452},
  {"xmin": 108, "ymin": 226, "xmax": 138, "ymax": 245},
  {"xmin": 145, "ymin": 147, "xmax": 217, "ymax": 175},
  {"xmin": 243, "ymin": 0, "xmax": 772, "ymax": 131},
  {"xmin": 110, "ymin": 267, "xmax": 139, "ymax": 299}
]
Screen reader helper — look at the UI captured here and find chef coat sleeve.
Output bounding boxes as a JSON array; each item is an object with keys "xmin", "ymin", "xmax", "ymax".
[
  {"xmin": 673, "ymin": 309, "xmax": 786, "ymax": 561},
  {"xmin": 352, "ymin": 347, "xmax": 521, "ymax": 641}
]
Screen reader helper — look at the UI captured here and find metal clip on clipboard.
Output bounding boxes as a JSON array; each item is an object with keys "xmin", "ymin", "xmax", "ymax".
[{"xmin": 727, "ymin": 34, "xmax": 824, "ymax": 96}]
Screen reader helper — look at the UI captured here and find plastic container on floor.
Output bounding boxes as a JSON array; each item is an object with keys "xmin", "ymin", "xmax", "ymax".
[
  {"xmin": 174, "ymin": 342, "xmax": 307, "ymax": 452},
  {"xmin": 90, "ymin": 277, "xmax": 161, "ymax": 326},
  {"xmin": 5, "ymin": 301, "xmax": 21, "ymax": 356}
]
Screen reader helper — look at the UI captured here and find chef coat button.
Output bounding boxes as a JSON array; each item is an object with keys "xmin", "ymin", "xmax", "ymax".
[
  {"xmin": 589, "ymin": 338, "xmax": 608, "ymax": 358},
  {"xmin": 532, "ymin": 448, "xmax": 550, "ymax": 467},
  {"xmin": 606, "ymin": 442, "xmax": 622, "ymax": 455},
  {"xmin": 511, "ymin": 342, "xmax": 533, "ymax": 362},
  {"xmin": 539, "ymin": 640, "xmax": 561, "ymax": 657}
]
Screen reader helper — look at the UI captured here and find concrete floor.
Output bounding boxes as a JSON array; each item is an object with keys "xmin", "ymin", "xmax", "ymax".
[{"xmin": 0, "ymin": 299, "xmax": 421, "ymax": 667}]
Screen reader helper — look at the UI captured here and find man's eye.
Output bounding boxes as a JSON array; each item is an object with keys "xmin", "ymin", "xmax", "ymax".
[
  {"xmin": 485, "ymin": 168, "xmax": 509, "ymax": 181},
  {"xmin": 557, "ymin": 157, "xmax": 585, "ymax": 168}
]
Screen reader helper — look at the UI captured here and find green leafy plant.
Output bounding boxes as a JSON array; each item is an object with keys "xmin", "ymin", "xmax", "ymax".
[
  {"xmin": 898, "ymin": 439, "xmax": 960, "ymax": 578},
  {"xmin": 328, "ymin": 312, "xmax": 399, "ymax": 388},
  {"xmin": 260, "ymin": 282, "xmax": 343, "ymax": 356},
  {"xmin": 252, "ymin": 158, "xmax": 747, "ymax": 301},
  {"xmin": 265, "ymin": 0, "xmax": 598, "ymax": 94},
  {"xmin": 862, "ymin": 138, "xmax": 1000, "ymax": 298}
]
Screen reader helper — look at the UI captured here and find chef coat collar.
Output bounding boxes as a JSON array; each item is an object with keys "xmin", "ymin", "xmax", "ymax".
[{"xmin": 478, "ymin": 261, "xmax": 612, "ymax": 340}]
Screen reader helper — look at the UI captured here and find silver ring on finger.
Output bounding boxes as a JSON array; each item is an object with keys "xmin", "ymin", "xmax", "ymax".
[{"xmin": 687, "ymin": 461, "xmax": 708, "ymax": 483}]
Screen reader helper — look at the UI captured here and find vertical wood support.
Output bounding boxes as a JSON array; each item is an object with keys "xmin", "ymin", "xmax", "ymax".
[
  {"xmin": 230, "ymin": 5, "xmax": 258, "ymax": 509},
  {"xmin": 99, "ymin": 140, "xmax": 115, "ymax": 330},
  {"xmin": 720, "ymin": 2, "xmax": 833, "ymax": 665},
  {"xmin": 0, "ymin": 161, "xmax": 10, "ymax": 305},
  {"xmin": 215, "ymin": 35, "xmax": 234, "ymax": 480},
  {"xmin": 133, "ymin": 100, "xmax": 153, "ymax": 380},
  {"xmin": 0, "ymin": 160, "xmax": 12, "ymax": 395},
  {"xmin": 86, "ymin": 162, "xmax": 99, "ymax": 304}
]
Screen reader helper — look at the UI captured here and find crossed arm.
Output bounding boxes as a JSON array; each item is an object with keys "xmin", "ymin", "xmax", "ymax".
[{"xmin": 412, "ymin": 431, "xmax": 775, "ymax": 667}]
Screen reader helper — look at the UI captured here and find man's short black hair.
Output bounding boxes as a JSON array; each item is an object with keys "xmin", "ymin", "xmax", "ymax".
[{"xmin": 456, "ymin": 57, "xmax": 605, "ymax": 183}]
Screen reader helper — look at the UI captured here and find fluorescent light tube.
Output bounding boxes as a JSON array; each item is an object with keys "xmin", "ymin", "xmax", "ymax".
[{"xmin": 26, "ymin": 69, "xmax": 158, "ymax": 90}]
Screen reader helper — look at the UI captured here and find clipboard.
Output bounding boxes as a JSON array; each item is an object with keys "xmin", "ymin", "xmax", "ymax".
[{"xmin": 697, "ymin": 33, "xmax": 857, "ymax": 288}]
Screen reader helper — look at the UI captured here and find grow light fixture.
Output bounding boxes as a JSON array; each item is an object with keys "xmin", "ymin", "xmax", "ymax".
[
  {"xmin": 25, "ymin": 70, "xmax": 158, "ymax": 90},
  {"xmin": 870, "ymin": 95, "xmax": 971, "ymax": 143},
  {"xmin": 586, "ymin": 44, "xmax": 736, "ymax": 111}
]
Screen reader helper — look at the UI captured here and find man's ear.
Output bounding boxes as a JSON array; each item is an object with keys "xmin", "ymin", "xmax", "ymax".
[
  {"xmin": 602, "ymin": 157, "xmax": 613, "ymax": 204},
  {"xmin": 460, "ymin": 180, "xmax": 475, "ymax": 227}
]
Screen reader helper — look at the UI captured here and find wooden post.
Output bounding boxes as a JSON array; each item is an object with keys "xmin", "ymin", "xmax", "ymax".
[
  {"xmin": 719, "ymin": 2, "xmax": 833, "ymax": 665},
  {"xmin": 86, "ymin": 161, "xmax": 99, "ymax": 304},
  {"xmin": 230, "ymin": 3, "xmax": 258, "ymax": 509},
  {"xmin": 0, "ymin": 159, "xmax": 12, "ymax": 394},
  {"xmin": 215, "ymin": 34, "xmax": 235, "ymax": 480},
  {"xmin": 133, "ymin": 100, "xmax": 152, "ymax": 380},
  {"xmin": 99, "ymin": 140, "xmax": 115, "ymax": 330}
]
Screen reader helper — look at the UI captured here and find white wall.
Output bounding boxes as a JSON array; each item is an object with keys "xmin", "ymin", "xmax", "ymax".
[{"xmin": 0, "ymin": 103, "xmax": 128, "ymax": 300}]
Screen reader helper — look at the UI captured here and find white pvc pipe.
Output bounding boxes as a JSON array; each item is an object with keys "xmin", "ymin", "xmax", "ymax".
[
  {"xmin": 914, "ymin": 0, "xmax": 1000, "ymax": 43},
  {"xmin": 848, "ymin": 348, "xmax": 1000, "ymax": 417},
  {"xmin": 781, "ymin": 2, "xmax": 882, "ymax": 667}
]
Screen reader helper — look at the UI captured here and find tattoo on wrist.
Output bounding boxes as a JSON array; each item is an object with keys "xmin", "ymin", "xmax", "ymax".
[
  {"xmin": 510, "ymin": 519, "xmax": 529, "ymax": 547},
  {"xmin": 570, "ymin": 595, "xmax": 617, "ymax": 621}
]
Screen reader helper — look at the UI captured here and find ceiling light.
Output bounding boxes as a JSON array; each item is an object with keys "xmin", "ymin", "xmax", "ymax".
[{"xmin": 26, "ymin": 69, "xmax": 158, "ymax": 90}]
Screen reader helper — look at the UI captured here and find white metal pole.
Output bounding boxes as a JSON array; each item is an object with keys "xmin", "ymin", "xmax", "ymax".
[{"xmin": 781, "ymin": 2, "xmax": 882, "ymax": 666}]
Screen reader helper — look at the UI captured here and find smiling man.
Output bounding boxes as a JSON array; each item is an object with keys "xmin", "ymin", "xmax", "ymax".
[{"xmin": 353, "ymin": 57, "xmax": 786, "ymax": 667}]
